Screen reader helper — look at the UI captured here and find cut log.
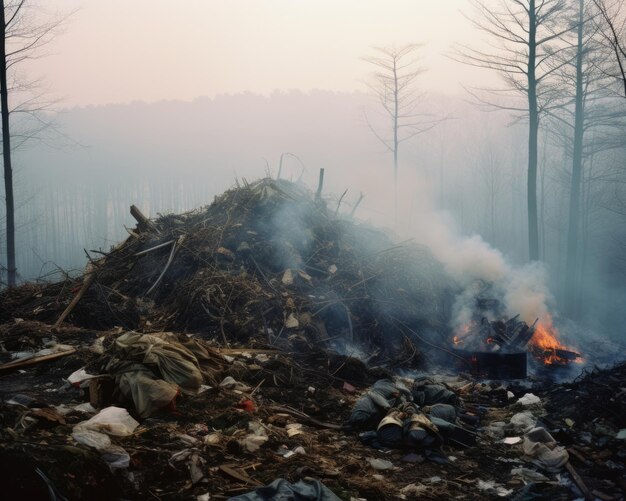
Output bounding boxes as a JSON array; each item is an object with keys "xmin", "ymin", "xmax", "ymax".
[{"xmin": 130, "ymin": 204, "xmax": 159, "ymax": 234}]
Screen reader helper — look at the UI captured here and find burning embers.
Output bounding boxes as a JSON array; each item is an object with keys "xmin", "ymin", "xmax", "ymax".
[
  {"xmin": 528, "ymin": 317, "xmax": 583, "ymax": 366},
  {"xmin": 453, "ymin": 314, "xmax": 582, "ymax": 367}
]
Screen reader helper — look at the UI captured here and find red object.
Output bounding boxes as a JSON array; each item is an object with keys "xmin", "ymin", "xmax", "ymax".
[
  {"xmin": 165, "ymin": 389, "xmax": 181, "ymax": 413},
  {"xmin": 236, "ymin": 399, "xmax": 255, "ymax": 412},
  {"xmin": 342, "ymin": 382, "xmax": 356, "ymax": 393}
]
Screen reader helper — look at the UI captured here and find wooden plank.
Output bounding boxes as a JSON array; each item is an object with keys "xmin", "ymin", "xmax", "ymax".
[
  {"xmin": 0, "ymin": 348, "xmax": 76, "ymax": 373},
  {"xmin": 565, "ymin": 461, "xmax": 591, "ymax": 500}
]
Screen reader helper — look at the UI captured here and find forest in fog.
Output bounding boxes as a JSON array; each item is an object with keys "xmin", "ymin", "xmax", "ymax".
[{"xmin": 2, "ymin": 0, "xmax": 626, "ymax": 339}]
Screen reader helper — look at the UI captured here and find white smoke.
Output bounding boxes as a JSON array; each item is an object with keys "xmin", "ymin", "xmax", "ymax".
[
  {"xmin": 342, "ymin": 169, "xmax": 556, "ymax": 330},
  {"xmin": 413, "ymin": 209, "xmax": 554, "ymax": 329}
]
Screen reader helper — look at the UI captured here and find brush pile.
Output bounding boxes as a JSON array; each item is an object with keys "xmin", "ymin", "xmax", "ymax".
[{"xmin": 1, "ymin": 177, "xmax": 452, "ymax": 366}]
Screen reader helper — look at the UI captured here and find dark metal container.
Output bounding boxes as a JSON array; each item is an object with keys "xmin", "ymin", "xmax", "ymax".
[{"xmin": 452, "ymin": 348, "xmax": 527, "ymax": 379}]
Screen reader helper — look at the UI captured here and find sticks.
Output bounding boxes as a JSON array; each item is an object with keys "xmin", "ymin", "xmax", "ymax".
[
  {"xmin": 0, "ymin": 348, "xmax": 76, "ymax": 374},
  {"xmin": 315, "ymin": 168, "xmax": 325, "ymax": 201},
  {"xmin": 134, "ymin": 239, "xmax": 176, "ymax": 257},
  {"xmin": 266, "ymin": 404, "xmax": 343, "ymax": 430},
  {"xmin": 54, "ymin": 272, "xmax": 96, "ymax": 329},
  {"xmin": 334, "ymin": 188, "xmax": 348, "ymax": 216},
  {"xmin": 565, "ymin": 461, "xmax": 591, "ymax": 500},
  {"xmin": 145, "ymin": 235, "xmax": 185, "ymax": 296},
  {"xmin": 350, "ymin": 192, "xmax": 364, "ymax": 217}
]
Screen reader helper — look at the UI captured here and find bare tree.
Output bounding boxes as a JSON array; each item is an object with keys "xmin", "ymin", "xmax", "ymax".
[
  {"xmin": 455, "ymin": 0, "xmax": 572, "ymax": 262},
  {"xmin": 593, "ymin": 0, "xmax": 626, "ymax": 96},
  {"xmin": 1, "ymin": 0, "xmax": 63, "ymax": 286},
  {"xmin": 544, "ymin": 0, "xmax": 626, "ymax": 316},
  {"xmin": 363, "ymin": 44, "xmax": 439, "ymax": 216}
]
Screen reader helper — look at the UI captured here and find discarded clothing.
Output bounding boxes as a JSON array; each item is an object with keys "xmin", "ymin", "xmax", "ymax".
[
  {"xmin": 411, "ymin": 383, "xmax": 458, "ymax": 407},
  {"xmin": 104, "ymin": 332, "xmax": 204, "ymax": 417},
  {"xmin": 522, "ymin": 427, "xmax": 569, "ymax": 471},
  {"xmin": 228, "ymin": 478, "xmax": 341, "ymax": 501},
  {"xmin": 347, "ymin": 379, "xmax": 411, "ymax": 428}
]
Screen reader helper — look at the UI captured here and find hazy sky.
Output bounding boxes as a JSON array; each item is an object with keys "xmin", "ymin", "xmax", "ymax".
[{"xmin": 33, "ymin": 0, "xmax": 494, "ymax": 106}]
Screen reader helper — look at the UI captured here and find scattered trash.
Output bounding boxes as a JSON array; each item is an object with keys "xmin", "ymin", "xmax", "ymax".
[
  {"xmin": 229, "ymin": 478, "xmax": 341, "ymax": 501},
  {"xmin": 516, "ymin": 393, "xmax": 541, "ymax": 407},
  {"xmin": 367, "ymin": 458, "xmax": 393, "ymax": 470},
  {"xmin": 476, "ymin": 479, "xmax": 513, "ymax": 498},
  {"xmin": 0, "ymin": 178, "xmax": 624, "ymax": 500},
  {"xmin": 511, "ymin": 467, "xmax": 549, "ymax": 483},
  {"xmin": 522, "ymin": 427, "xmax": 569, "ymax": 471},
  {"xmin": 285, "ymin": 423, "xmax": 303, "ymax": 437},
  {"xmin": 74, "ymin": 406, "xmax": 139, "ymax": 437},
  {"xmin": 509, "ymin": 411, "xmax": 536, "ymax": 433},
  {"xmin": 220, "ymin": 376, "xmax": 251, "ymax": 392}
]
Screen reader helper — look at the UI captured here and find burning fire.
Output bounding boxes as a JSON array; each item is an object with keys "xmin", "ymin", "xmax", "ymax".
[
  {"xmin": 452, "ymin": 313, "xmax": 583, "ymax": 367},
  {"xmin": 529, "ymin": 316, "xmax": 583, "ymax": 365}
]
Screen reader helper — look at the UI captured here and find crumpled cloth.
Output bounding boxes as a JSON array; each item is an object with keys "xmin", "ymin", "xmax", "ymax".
[
  {"xmin": 228, "ymin": 478, "xmax": 341, "ymax": 501},
  {"xmin": 105, "ymin": 332, "xmax": 204, "ymax": 417},
  {"xmin": 522, "ymin": 427, "xmax": 569, "ymax": 470}
]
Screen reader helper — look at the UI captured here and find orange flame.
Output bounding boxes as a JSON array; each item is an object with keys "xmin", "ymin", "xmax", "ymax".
[{"xmin": 529, "ymin": 316, "xmax": 582, "ymax": 365}]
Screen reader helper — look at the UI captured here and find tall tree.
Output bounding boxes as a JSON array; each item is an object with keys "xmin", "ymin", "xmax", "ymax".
[
  {"xmin": 0, "ymin": 1, "xmax": 62, "ymax": 286},
  {"xmin": 564, "ymin": 0, "xmax": 587, "ymax": 317},
  {"xmin": 363, "ymin": 44, "xmax": 439, "ymax": 217},
  {"xmin": 593, "ymin": 0, "xmax": 626, "ymax": 97},
  {"xmin": 456, "ymin": 0, "xmax": 571, "ymax": 262},
  {"xmin": 546, "ymin": 0, "xmax": 626, "ymax": 316},
  {"xmin": 0, "ymin": 0, "xmax": 14, "ymax": 286}
]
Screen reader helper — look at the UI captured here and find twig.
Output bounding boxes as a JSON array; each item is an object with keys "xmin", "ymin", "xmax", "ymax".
[
  {"xmin": 350, "ymin": 192, "xmax": 364, "ymax": 217},
  {"xmin": 145, "ymin": 235, "xmax": 185, "ymax": 295},
  {"xmin": 134, "ymin": 239, "xmax": 176, "ymax": 257},
  {"xmin": 54, "ymin": 272, "xmax": 96, "ymax": 329},
  {"xmin": 315, "ymin": 168, "xmax": 325, "ymax": 201},
  {"xmin": 266, "ymin": 404, "xmax": 343, "ymax": 430},
  {"xmin": 334, "ymin": 188, "xmax": 348, "ymax": 216}
]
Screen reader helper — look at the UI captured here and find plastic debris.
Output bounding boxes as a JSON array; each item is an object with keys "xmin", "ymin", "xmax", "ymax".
[
  {"xmin": 74, "ymin": 406, "xmax": 139, "ymax": 437},
  {"xmin": 219, "ymin": 376, "xmax": 251, "ymax": 392},
  {"xmin": 477, "ymin": 479, "xmax": 513, "ymax": 497},
  {"xmin": 516, "ymin": 393, "xmax": 541, "ymax": 407},
  {"xmin": 367, "ymin": 458, "xmax": 393, "ymax": 470},
  {"xmin": 510, "ymin": 411, "xmax": 536, "ymax": 433}
]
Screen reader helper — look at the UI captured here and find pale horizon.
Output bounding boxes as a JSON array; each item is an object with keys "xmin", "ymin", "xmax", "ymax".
[{"xmin": 34, "ymin": 0, "xmax": 496, "ymax": 106}]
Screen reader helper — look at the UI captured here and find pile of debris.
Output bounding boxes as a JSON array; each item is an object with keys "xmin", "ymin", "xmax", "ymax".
[
  {"xmin": 1, "ymin": 323, "xmax": 623, "ymax": 500},
  {"xmin": 454, "ymin": 314, "xmax": 537, "ymax": 353},
  {"xmin": 0, "ymin": 177, "xmax": 624, "ymax": 500},
  {"xmin": 1, "ymin": 177, "xmax": 451, "ymax": 366}
]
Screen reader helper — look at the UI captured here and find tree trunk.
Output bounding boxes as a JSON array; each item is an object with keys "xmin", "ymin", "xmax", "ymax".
[
  {"xmin": 565, "ymin": 0, "xmax": 585, "ymax": 319},
  {"xmin": 0, "ymin": 1, "xmax": 16, "ymax": 286},
  {"xmin": 393, "ymin": 56, "xmax": 399, "ymax": 221},
  {"xmin": 527, "ymin": 0, "xmax": 540, "ymax": 262}
]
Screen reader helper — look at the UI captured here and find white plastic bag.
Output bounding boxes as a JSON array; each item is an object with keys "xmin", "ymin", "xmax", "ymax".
[{"xmin": 76, "ymin": 406, "xmax": 139, "ymax": 437}]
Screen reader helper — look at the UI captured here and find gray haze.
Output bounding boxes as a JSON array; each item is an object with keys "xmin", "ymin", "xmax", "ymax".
[
  {"xmin": 4, "ymin": 90, "xmax": 625, "ymax": 341},
  {"xmin": 1, "ymin": 0, "xmax": 626, "ymax": 348}
]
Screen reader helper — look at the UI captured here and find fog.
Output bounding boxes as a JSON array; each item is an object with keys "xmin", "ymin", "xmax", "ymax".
[{"xmin": 2, "ymin": 0, "xmax": 626, "ymax": 347}]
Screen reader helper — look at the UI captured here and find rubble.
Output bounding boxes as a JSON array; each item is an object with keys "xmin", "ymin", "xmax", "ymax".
[{"xmin": 0, "ymin": 178, "xmax": 624, "ymax": 499}]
